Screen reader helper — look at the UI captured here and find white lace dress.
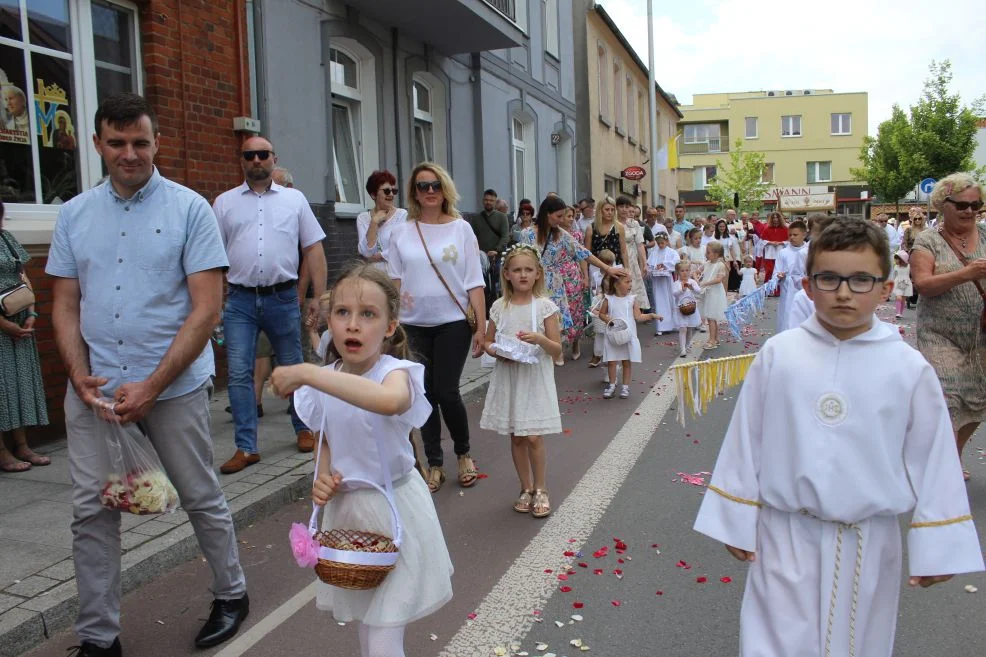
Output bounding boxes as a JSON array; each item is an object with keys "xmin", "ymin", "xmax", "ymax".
[
  {"xmin": 480, "ymin": 297, "xmax": 563, "ymax": 436},
  {"xmin": 623, "ymin": 221, "xmax": 651, "ymax": 310}
]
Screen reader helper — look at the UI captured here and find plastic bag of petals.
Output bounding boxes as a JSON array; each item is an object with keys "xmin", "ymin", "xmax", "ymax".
[{"xmin": 94, "ymin": 400, "xmax": 179, "ymax": 515}]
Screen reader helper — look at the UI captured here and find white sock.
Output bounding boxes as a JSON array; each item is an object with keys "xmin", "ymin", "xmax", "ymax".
[
  {"xmin": 358, "ymin": 623, "xmax": 407, "ymax": 657},
  {"xmin": 678, "ymin": 328, "xmax": 688, "ymax": 352}
]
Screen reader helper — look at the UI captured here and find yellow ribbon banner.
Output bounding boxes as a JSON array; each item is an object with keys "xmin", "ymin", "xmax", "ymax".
[{"xmin": 670, "ymin": 353, "xmax": 757, "ymax": 425}]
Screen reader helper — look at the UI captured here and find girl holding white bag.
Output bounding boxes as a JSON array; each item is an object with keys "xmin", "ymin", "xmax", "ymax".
[
  {"xmin": 481, "ymin": 243, "xmax": 563, "ymax": 518},
  {"xmin": 597, "ymin": 270, "xmax": 661, "ymax": 399},
  {"xmin": 270, "ymin": 263, "xmax": 453, "ymax": 657}
]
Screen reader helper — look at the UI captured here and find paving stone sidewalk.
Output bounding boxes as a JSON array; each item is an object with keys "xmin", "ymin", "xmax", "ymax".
[{"xmin": 0, "ymin": 358, "xmax": 491, "ymax": 657}]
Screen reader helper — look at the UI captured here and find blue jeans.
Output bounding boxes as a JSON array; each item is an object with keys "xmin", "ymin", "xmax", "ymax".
[{"xmin": 224, "ymin": 286, "xmax": 307, "ymax": 453}]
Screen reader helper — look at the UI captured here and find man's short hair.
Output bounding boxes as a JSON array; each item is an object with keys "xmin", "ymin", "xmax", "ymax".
[
  {"xmin": 788, "ymin": 219, "xmax": 807, "ymax": 233},
  {"xmin": 656, "ymin": 204, "xmax": 665, "ymax": 211},
  {"xmin": 483, "ymin": 188, "xmax": 498, "ymax": 198},
  {"xmin": 806, "ymin": 213, "xmax": 834, "ymax": 235},
  {"xmin": 615, "ymin": 195, "xmax": 634, "ymax": 207},
  {"xmin": 579, "ymin": 197, "xmax": 595, "ymax": 206},
  {"xmin": 806, "ymin": 216, "xmax": 891, "ymax": 278},
  {"xmin": 94, "ymin": 92, "xmax": 158, "ymax": 137},
  {"xmin": 273, "ymin": 166, "xmax": 294, "ymax": 186},
  {"xmin": 675, "ymin": 205, "xmax": 686, "ymax": 214}
]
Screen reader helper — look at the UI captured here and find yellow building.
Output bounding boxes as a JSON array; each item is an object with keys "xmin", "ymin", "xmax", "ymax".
[
  {"xmin": 676, "ymin": 89, "xmax": 868, "ymax": 212},
  {"xmin": 574, "ymin": 4, "xmax": 681, "ymax": 208}
]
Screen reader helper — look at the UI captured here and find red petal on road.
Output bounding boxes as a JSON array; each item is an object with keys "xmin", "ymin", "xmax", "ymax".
[
  {"xmin": 563, "ymin": 428, "xmax": 572, "ymax": 434},
  {"xmin": 559, "ymin": 586, "xmax": 572, "ymax": 592},
  {"xmin": 475, "ymin": 473, "xmax": 489, "ymax": 479},
  {"xmin": 614, "ymin": 540, "xmax": 628, "ymax": 550},
  {"xmin": 573, "ymin": 601, "xmax": 584, "ymax": 609},
  {"xmin": 557, "ymin": 574, "xmax": 568, "ymax": 581},
  {"xmin": 613, "ymin": 569, "xmax": 623, "ymax": 575},
  {"xmin": 611, "ymin": 600, "xmax": 622, "ymax": 607},
  {"xmin": 720, "ymin": 576, "xmax": 733, "ymax": 583},
  {"xmin": 467, "ymin": 612, "xmax": 478, "ymax": 619},
  {"xmin": 593, "ymin": 548, "xmax": 608, "ymax": 558},
  {"xmin": 696, "ymin": 576, "xmax": 708, "ymax": 583},
  {"xmin": 544, "ymin": 569, "xmax": 553, "ymax": 573},
  {"xmin": 578, "ymin": 562, "xmax": 588, "ymax": 568},
  {"xmin": 593, "ymin": 569, "xmax": 603, "ymax": 575},
  {"xmin": 676, "ymin": 560, "xmax": 688, "ymax": 568},
  {"xmin": 617, "ymin": 558, "xmax": 625, "ymax": 564},
  {"xmin": 651, "ymin": 544, "xmax": 661, "ymax": 548},
  {"xmin": 564, "ymin": 551, "xmax": 575, "ymax": 557},
  {"xmin": 568, "ymin": 538, "xmax": 577, "ymax": 543},
  {"xmin": 656, "ymin": 590, "xmax": 664, "ymax": 596}
]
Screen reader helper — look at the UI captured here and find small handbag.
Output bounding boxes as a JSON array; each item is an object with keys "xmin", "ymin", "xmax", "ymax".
[
  {"xmin": 0, "ymin": 233, "xmax": 35, "ymax": 318},
  {"xmin": 414, "ymin": 221, "xmax": 477, "ymax": 331}
]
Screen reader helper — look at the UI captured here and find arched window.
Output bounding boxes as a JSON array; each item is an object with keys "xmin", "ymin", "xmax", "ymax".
[
  {"xmin": 328, "ymin": 41, "xmax": 379, "ymax": 212},
  {"xmin": 412, "ymin": 79, "xmax": 433, "ymax": 163}
]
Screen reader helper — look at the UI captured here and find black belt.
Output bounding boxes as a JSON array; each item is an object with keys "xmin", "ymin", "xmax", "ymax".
[{"xmin": 231, "ymin": 280, "xmax": 297, "ymax": 296}]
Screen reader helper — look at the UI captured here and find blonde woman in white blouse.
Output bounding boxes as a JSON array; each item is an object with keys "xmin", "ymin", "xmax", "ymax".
[
  {"xmin": 357, "ymin": 169, "xmax": 407, "ymax": 271},
  {"xmin": 387, "ymin": 162, "xmax": 485, "ymax": 493}
]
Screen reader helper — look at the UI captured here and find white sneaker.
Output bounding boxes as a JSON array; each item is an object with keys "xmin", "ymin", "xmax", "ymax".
[
  {"xmin": 619, "ymin": 385, "xmax": 630, "ymax": 399},
  {"xmin": 698, "ymin": 326, "xmax": 707, "ymax": 333},
  {"xmin": 603, "ymin": 384, "xmax": 616, "ymax": 399},
  {"xmin": 679, "ymin": 349, "xmax": 687, "ymax": 358}
]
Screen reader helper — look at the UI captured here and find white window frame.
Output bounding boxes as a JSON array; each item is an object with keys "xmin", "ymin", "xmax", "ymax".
[
  {"xmin": 807, "ymin": 161, "xmax": 832, "ymax": 184},
  {"xmin": 410, "ymin": 72, "xmax": 447, "ymax": 168},
  {"xmin": 543, "ymin": 0, "xmax": 559, "ymax": 59},
  {"xmin": 329, "ymin": 40, "xmax": 379, "ymax": 215},
  {"xmin": 514, "ymin": 0, "xmax": 529, "ymax": 31},
  {"xmin": 511, "ymin": 115, "xmax": 535, "ymax": 205},
  {"xmin": 613, "ymin": 58, "xmax": 623, "ymax": 132},
  {"xmin": 781, "ymin": 114, "xmax": 802, "ymax": 138},
  {"xmin": 694, "ymin": 165, "xmax": 717, "ymax": 190},
  {"xmin": 412, "ymin": 80, "xmax": 433, "ymax": 163},
  {"xmin": 596, "ymin": 42, "xmax": 609, "ymax": 123},
  {"xmin": 745, "ymin": 116, "xmax": 758, "ymax": 139},
  {"xmin": 683, "ymin": 123, "xmax": 720, "ymax": 144},
  {"xmin": 625, "ymin": 75, "xmax": 635, "ymax": 141},
  {"xmin": 831, "ymin": 112, "xmax": 851, "ymax": 135},
  {"xmin": 3, "ymin": 0, "xmax": 143, "ymax": 240},
  {"xmin": 761, "ymin": 162, "xmax": 774, "ymax": 184}
]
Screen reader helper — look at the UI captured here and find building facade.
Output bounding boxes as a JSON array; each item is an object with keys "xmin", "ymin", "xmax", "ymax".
[
  {"xmin": 255, "ymin": 0, "xmax": 577, "ymax": 224},
  {"xmin": 573, "ymin": 2, "xmax": 679, "ymax": 208},
  {"xmin": 676, "ymin": 89, "xmax": 868, "ymax": 215},
  {"xmin": 1, "ymin": 0, "xmax": 253, "ymax": 435}
]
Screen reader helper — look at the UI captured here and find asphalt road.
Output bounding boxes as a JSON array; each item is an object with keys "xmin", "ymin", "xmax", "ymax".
[{"xmin": 24, "ymin": 300, "xmax": 986, "ymax": 657}]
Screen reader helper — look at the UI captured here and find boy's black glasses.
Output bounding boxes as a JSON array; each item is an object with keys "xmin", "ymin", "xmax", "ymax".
[
  {"xmin": 811, "ymin": 272, "xmax": 885, "ymax": 293},
  {"xmin": 415, "ymin": 181, "xmax": 442, "ymax": 193},
  {"xmin": 242, "ymin": 150, "xmax": 273, "ymax": 161},
  {"xmin": 944, "ymin": 197, "xmax": 984, "ymax": 212}
]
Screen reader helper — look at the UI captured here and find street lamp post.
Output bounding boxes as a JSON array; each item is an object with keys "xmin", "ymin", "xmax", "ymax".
[{"xmin": 647, "ymin": 0, "xmax": 659, "ymax": 205}]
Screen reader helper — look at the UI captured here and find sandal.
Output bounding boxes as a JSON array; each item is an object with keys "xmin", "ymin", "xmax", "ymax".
[
  {"xmin": 457, "ymin": 454, "xmax": 478, "ymax": 488},
  {"xmin": 963, "ymin": 469, "xmax": 971, "ymax": 482},
  {"xmin": 14, "ymin": 449, "xmax": 50, "ymax": 466},
  {"xmin": 426, "ymin": 466, "xmax": 446, "ymax": 493},
  {"xmin": 531, "ymin": 489, "xmax": 551, "ymax": 518},
  {"xmin": 588, "ymin": 357, "xmax": 601, "ymax": 368},
  {"xmin": 513, "ymin": 489, "xmax": 534, "ymax": 513},
  {"xmin": 0, "ymin": 447, "xmax": 31, "ymax": 473}
]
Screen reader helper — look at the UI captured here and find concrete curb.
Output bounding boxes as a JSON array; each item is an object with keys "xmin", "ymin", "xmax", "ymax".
[{"xmin": 4, "ymin": 370, "xmax": 490, "ymax": 657}]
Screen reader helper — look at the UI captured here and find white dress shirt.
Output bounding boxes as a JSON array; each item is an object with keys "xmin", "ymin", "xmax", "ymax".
[{"xmin": 212, "ymin": 181, "xmax": 326, "ymax": 287}]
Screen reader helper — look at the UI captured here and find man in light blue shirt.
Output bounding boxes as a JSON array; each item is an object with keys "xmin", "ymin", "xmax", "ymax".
[
  {"xmin": 47, "ymin": 93, "xmax": 248, "ymax": 656},
  {"xmin": 672, "ymin": 204, "xmax": 694, "ymax": 236}
]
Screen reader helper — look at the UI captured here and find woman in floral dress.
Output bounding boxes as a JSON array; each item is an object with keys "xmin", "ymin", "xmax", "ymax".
[
  {"xmin": 522, "ymin": 197, "xmax": 618, "ymax": 366},
  {"xmin": 558, "ymin": 206, "xmax": 590, "ymax": 360}
]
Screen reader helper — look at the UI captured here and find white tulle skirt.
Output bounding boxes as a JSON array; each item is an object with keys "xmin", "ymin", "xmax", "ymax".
[{"xmin": 315, "ymin": 473, "xmax": 454, "ymax": 626}]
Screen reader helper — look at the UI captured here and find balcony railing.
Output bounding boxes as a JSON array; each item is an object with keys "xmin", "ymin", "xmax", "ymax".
[
  {"xmin": 484, "ymin": 0, "xmax": 516, "ymax": 21},
  {"xmin": 708, "ymin": 138, "xmax": 721, "ymax": 153}
]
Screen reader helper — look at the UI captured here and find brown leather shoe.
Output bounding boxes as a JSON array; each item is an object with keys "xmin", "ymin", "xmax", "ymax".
[
  {"xmin": 296, "ymin": 430, "xmax": 316, "ymax": 453},
  {"xmin": 220, "ymin": 450, "xmax": 261, "ymax": 474}
]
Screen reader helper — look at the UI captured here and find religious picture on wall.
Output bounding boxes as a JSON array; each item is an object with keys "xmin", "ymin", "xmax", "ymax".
[
  {"xmin": 0, "ymin": 44, "xmax": 34, "ymax": 203},
  {"xmin": 32, "ymin": 51, "xmax": 79, "ymax": 203}
]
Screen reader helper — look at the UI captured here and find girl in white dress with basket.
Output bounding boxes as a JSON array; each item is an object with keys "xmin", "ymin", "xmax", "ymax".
[
  {"xmin": 271, "ymin": 263, "xmax": 453, "ymax": 657},
  {"xmin": 598, "ymin": 271, "xmax": 661, "ymax": 399},
  {"xmin": 698, "ymin": 241, "xmax": 728, "ymax": 349},
  {"xmin": 481, "ymin": 244, "xmax": 563, "ymax": 518},
  {"xmin": 672, "ymin": 261, "xmax": 703, "ymax": 357}
]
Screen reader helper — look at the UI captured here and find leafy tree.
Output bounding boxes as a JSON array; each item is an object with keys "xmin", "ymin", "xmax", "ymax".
[
  {"xmin": 850, "ymin": 106, "xmax": 920, "ymax": 213},
  {"xmin": 853, "ymin": 60, "xmax": 982, "ymax": 204},
  {"xmin": 705, "ymin": 139, "xmax": 768, "ymax": 213},
  {"xmin": 909, "ymin": 60, "xmax": 980, "ymax": 178}
]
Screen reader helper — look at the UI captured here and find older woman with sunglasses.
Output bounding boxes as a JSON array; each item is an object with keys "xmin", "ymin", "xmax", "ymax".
[
  {"xmin": 357, "ymin": 170, "xmax": 407, "ymax": 271},
  {"xmin": 910, "ymin": 173, "xmax": 986, "ymax": 481}
]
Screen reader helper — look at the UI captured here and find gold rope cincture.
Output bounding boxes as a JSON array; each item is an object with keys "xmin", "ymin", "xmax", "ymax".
[{"xmin": 670, "ymin": 353, "xmax": 757, "ymax": 425}]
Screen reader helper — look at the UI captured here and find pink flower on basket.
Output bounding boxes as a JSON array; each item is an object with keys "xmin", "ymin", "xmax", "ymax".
[{"xmin": 290, "ymin": 522, "xmax": 320, "ymax": 568}]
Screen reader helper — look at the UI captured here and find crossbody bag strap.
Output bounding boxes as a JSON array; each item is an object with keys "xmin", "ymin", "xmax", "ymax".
[
  {"xmin": 0, "ymin": 232, "xmax": 24, "ymax": 275},
  {"xmin": 937, "ymin": 228, "xmax": 986, "ymax": 301},
  {"xmin": 414, "ymin": 220, "xmax": 470, "ymax": 320}
]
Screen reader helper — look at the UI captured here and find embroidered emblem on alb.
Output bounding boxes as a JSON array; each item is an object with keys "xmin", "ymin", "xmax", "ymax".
[
  {"xmin": 815, "ymin": 391, "xmax": 848, "ymax": 426},
  {"xmin": 442, "ymin": 244, "xmax": 458, "ymax": 265}
]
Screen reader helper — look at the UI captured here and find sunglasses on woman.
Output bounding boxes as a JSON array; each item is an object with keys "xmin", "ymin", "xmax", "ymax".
[
  {"xmin": 415, "ymin": 181, "xmax": 442, "ymax": 193},
  {"xmin": 379, "ymin": 187, "xmax": 398, "ymax": 196},
  {"xmin": 945, "ymin": 197, "xmax": 984, "ymax": 212}
]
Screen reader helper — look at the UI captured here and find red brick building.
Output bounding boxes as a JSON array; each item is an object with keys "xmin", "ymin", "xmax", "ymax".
[{"xmin": 3, "ymin": 1, "xmax": 253, "ymax": 437}]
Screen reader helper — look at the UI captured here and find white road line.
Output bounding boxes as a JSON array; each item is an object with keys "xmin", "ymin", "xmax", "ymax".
[
  {"xmin": 211, "ymin": 582, "xmax": 316, "ymax": 657},
  {"xmin": 437, "ymin": 355, "xmax": 685, "ymax": 657}
]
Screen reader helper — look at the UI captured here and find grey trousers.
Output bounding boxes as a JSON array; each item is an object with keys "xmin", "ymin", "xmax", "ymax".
[{"xmin": 65, "ymin": 382, "xmax": 246, "ymax": 646}]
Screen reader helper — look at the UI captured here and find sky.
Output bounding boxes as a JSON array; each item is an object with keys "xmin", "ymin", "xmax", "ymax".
[{"xmin": 603, "ymin": 0, "xmax": 986, "ymax": 136}]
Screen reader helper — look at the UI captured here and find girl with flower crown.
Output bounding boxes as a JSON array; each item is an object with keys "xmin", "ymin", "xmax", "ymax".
[{"xmin": 481, "ymin": 242, "xmax": 563, "ymax": 518}]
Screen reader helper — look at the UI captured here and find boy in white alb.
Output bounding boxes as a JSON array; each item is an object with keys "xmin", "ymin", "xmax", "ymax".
[
  {"xmin": 694, "ymin": 217, "xmax": 983, "ymax": 657},
  {"xmin": 770, "ymin": 219, "xmax": 808, "ymax": 332},
  {"xmin": 782, "ymin": 214, "xmax": 837, "ymax": 331}
]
